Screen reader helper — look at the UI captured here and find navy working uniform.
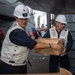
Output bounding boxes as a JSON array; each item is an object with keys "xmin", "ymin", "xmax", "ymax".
[
  {"xmin": 43, "ymin": 27, "xmax": 73, "ymax": 72},
  {"xmin": 0, "ymin": 22, "xmax": 37, "ymax": 74},
  {"xmin": 1, "ymin": 4, "xmax": 57, "ymax": 74}
]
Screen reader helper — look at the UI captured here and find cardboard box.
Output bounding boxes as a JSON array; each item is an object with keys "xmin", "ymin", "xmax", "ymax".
[
  {"xmin": 35, "ymin": 38, "xmax": 64, "ymax": 56},
  {"xmin": 60, "ymin": 68, "xmax": 73, "ymax": 75}
]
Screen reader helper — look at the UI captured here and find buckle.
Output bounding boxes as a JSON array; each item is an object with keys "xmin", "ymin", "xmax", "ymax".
[{"xmin": 9, "ymin": 61, "xmax": 15, "ymax": 63}]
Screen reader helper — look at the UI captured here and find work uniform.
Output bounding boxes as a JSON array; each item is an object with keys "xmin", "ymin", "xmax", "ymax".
[
  {"xmin": 43, "ymin": 27, "xmax": 73, "ymax": 72},
  {"xmin": 0, "ymin": 22, "xmax": 37, "ymax": 74}
]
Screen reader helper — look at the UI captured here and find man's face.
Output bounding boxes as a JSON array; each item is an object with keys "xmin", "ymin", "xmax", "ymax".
[
  {"xmin": 55, "ymin": 21, "xmax": 65, "ymax": 31},
  {"xmin": 16, "ymin": 17, "xmax": 28, "ymax": 28}
]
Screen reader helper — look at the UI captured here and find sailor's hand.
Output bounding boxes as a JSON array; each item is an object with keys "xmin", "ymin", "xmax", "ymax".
[{"xmin": 61, "ymin": 48, "xmax": 67, "ymax": 55}]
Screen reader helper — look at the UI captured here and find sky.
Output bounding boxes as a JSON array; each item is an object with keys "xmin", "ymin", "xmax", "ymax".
[
  {"xmin": 33, "ymin": 10, "xmax": 47, "ymax": 28},
  {"xmin": 26, "ymin": 6, "xmax": 47, "ymax": 28}
]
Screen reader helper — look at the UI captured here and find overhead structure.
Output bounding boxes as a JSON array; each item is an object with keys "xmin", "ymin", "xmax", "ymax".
[
  {"xmin": 0, "ymin": 0, "xmax": 23, "ymax": 21},
  {"xmin": 19, "ymin": 0, "xmax": 75, "ymax": 14},
  {"xmin": 0, "ymin": 0, "xmax": 75, "ymax": 21}
]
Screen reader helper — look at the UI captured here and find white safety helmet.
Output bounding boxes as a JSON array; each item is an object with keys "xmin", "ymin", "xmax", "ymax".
[
  {"xmin": 55, "ymin": 14, "xmax": 67, "ymax": 24},
  {"xmin": 13, "ymin": 5, "xmax": 30, "ymax": 19}
]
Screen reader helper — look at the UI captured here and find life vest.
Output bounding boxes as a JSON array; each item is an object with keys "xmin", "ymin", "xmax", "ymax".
[
  {"xmin": 49, "ymin": 27, "xmax": 69, "ymax": 47},
  {"xmin": 1, "ymin": 22, "xmax": 29, "ymax": 66}
]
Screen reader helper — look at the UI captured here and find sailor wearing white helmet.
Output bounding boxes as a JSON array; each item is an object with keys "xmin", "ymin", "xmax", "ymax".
[
  {"xmin": 0, "ymin": 5, "xmax": 61, "ymax": 74},
  {"xmin": 43, "ymin": 14, "xmax": 73, "ymax": 73}
]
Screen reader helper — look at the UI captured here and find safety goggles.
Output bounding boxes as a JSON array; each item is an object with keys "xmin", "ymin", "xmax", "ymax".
[{"xmin": 57, "ymin": 22, "xmax": 66, "ymax": 26}]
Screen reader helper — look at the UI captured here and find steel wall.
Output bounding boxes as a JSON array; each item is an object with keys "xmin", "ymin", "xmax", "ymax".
[{"xmin": 65, "ymin": 14, "xmax": 75, "ymax": 74}]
